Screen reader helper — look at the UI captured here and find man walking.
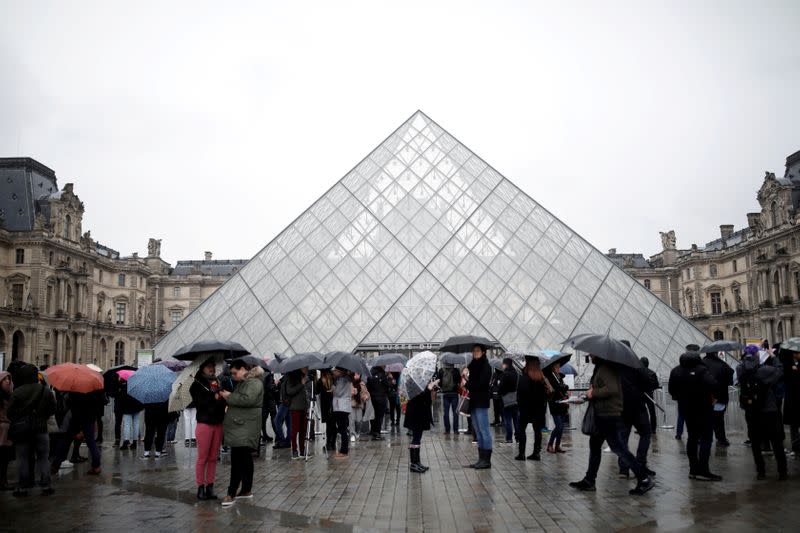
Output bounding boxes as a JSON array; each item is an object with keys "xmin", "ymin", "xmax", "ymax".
[
  {"xmin": 702, "ymin": 350, "xmax": 734, "ymax": 447},
  {"xmin": 617, "ymin": 351, "xmax": 655, "ymax": 478}
]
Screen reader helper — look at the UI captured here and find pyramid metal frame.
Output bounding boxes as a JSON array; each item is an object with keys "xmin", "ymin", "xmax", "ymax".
[{"xmin": 155, "ymin": 111, "xmax": 708, "ymax": 376}]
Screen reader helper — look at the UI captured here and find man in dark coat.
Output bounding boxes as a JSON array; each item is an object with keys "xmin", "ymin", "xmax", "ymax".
[
  {"xmin": 617, "ymin": 360, "xmax": 655, "ymax": 478},
  {"xmin": 366, "ymin": 366, "xmax": 390, "ymax": 441},
  {"xmin": 261, "ymin": 370, "xmax": 277, "ymax": 445},
  {"xmin": 702, "ymin": 351, "xmax": 734, "ymax": 447},
  {"xmin": 640, "ymin": 357, "xmax": 660, "ymax": 434},
  {"xmin": 668, "ymin": 345, "xmax": 720, "ymax": 481},
  {"xmin": 466, "ymin": 346, "xmax": 493, "ymax": 469},
  {"xmin": 51, "ymin": 390, "xmax": 104, "ymax": 474},
  {"xmin": 779, "ymin": 348, "xmax": 800, "ymax": 454}
]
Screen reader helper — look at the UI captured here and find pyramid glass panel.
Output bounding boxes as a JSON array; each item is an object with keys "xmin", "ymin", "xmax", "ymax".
[{"xmin": 154, "ymin": 111, "xmax": 708, "ymax": 369}]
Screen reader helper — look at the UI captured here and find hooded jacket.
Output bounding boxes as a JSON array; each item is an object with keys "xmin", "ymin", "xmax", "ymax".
[
  {"xmin": 668, "ymin": 351, "xmax": 717, "ymax": 417},
  {"xmin": 702, "ymin": 353, "xmax": 734, "ymax": 405},
  {"xmin": 223, "ymin": 366, "xmax": 264, "ymax": 449},
  {"xmin": 367, "ymin": 367, "xmax": 390, "ymax": 405},
  {"xmin": 736, "ymin": 356, "xmax": 784, "ymax": 414},
  {"xmin": 7, "ymin": 364, "xmax": 56, "ymax": 436},
  {"xmin": 590, "ymin": 360, "xmax": 624, "ymax": 417},
  {"xmin": 284, "ymin": 371, "xmax": 311, "ymax": 412}
]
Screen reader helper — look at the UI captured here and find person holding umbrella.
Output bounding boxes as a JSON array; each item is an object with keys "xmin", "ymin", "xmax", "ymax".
[
  {"xmin": 219, "ymin": 359, "xmax": 264, "ymax": 507},
  {"xmin": 191, "ymin": 357, "xmax": 226, "ymax": 500},
  {"xmin": 399, "ymin": 351, "xmax": 439, "ymax": 472},
  {"xmin": 284, "ymin": 369, "xmax": 311, "ymax": 459},
  {"xmin": 544, "ymin": 357, "xmax": 570, "ymax": 454},
  {"xmin": 466, "ymin": 343, "xmax": 493, "ymax": 469},
  {"xmin": 331, "ymin": 368, "xmax": 353, "ymax": 458},
  {"xmin": 515, "ymin": 354, "xmax": 550, "ymax": 461},
  {"xmin": 126, "ymin": 364, "xmax": 176, "ymax": 459},
  {"xmin": 118, "ymin": 372, "xmax": 143, "ymax": 451}
]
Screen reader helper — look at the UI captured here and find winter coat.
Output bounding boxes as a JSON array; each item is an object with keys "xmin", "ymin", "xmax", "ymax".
[
  {"xmin": 190, "ymin": 373, "xmax": 226, "ymax": 425},
  {"xmin": 403, "ymin": 390, "xmax": 433, "ymax": 432},
  {"xmin": 317, "ymin": 377, "xmax": 334, "ymax": 423},
  {"xmin": 591, "ymin": 361, "xmax": 624, "ymax": 418},
  {"xmin": 668, "ymin": 352, "xmax": 717, "ymax": 420},
  {"xmin": 546, "ymin": 370, "xmax": 569, "ymax": 417},
  {"xmin": 67, "ymin": 391, "xmax": 105, "ymax": 426},
  {"xmin": 118, "ymin": 381, "xmax": 144, "ymax": 415},
  {"xmin": 262, "ymin": 372, "xmax": 277, "ymax": 411},
  {"xmin": 703, "ymin": 353, "xmax": 734, "ymax": 405},
  {"xmin": 7, "ymin": 382, "xmax": 56, "ymax": 436},
  {"xmin": 619, "ymin": 365, "xmax": 649, "ymax": 420},
  {"xmin": 782, "ymin": 354, "xmax": 800, "ymax": 426},
  {"xmin": 284, "ymin": 373, "xmax": 310, "ymax": 412},
  {"xmin": 498, "ymin": 367, "xmax": 520, "ymax": 397},
  {"xmin": 223, "ymin": 366, "xmax": 264, "ymax": 449},
  {"xmin": 367, "ymin": 367, "xmax": 390, "ymax": 405},
  {"xmin": 517, "ymin": 373, "xmax": 548, "ymax": 427},
  {"xmin": 436, "ymin": 366, "xmax": 461, "ymax": 395},
  {"xmin": 332, "ymin": 375, "xmax": 353, "ymax": 414},
  {"xmin": 736, "ymin": 357, "xmax": 784, "ymax": 414},
  {"xmin": 0, "ymin": 371, "xmax": 13, "ymax": 447},
  {"xmin": 466, "ymin": 357, "xmax": 492, "ymax": 409}
]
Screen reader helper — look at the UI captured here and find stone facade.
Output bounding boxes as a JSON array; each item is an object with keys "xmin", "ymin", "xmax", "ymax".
[
  {"xmin": 611, "ymin": 149, "xmax": 800, "ymax": 345},
  {"xmin": 0, "ymin": 158, "xmax": 245, "ymax": 369}
]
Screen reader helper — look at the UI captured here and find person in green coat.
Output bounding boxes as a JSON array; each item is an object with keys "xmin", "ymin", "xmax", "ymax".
[{"xmin": 219, "ymin": 360, "xmax": 264, "ymax": 507}]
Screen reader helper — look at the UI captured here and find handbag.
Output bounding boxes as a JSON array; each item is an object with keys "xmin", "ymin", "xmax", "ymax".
[
  {"xmin": 501, "ymin": 374, "xmax": 520, "ymax": 408},
  {"xmin": 581, "ymin": 402, "xmax": 598, "ymax": 436},
  {"xmin": 458, "ymin": 395, "xmax": 471, "ymax": 417}
]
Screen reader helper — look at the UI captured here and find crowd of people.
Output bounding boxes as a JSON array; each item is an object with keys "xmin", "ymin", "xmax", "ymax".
[{"xmin": 0, "ymin": 338, "xmax": 798, "ymax": 506}]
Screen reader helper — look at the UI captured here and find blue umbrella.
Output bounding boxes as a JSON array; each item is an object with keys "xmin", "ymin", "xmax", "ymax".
[
  {"xmin": 559, "ymin": 362, "xmax": 577, "ymax": 376},
  {"xmin": 127, "ymin": 364, "xmax": 176, "ymax": 404}
]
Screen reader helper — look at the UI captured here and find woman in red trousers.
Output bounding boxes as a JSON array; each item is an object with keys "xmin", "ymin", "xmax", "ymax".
[{"xmin": 190, "ymin": 358, "xmax": 226, "ymax": 500}]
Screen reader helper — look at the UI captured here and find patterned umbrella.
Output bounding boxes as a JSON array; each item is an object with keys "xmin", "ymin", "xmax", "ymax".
[
  {"xmin": 399, "ymin": 351, "xmax": 438, "ymax": 401},
  {"xmin": 153, "ymin": 359, "xmax": 190, "ymax": 372},
  {"xmin": 169, "ymin": 353, "xmax": 224, "ymax": 412},
  {"xmin": 45, "ymin": 363, "xmax": 104, "ymax": 393},
  {"xmin": 127, "ymin": 364, "xmax": 176, "ymax": 404}
]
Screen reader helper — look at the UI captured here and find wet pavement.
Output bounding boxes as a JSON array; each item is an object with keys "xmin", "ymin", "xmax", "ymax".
[{"xmin": 2, "ymin": 415, "xmax": 799, "ymax": 532}]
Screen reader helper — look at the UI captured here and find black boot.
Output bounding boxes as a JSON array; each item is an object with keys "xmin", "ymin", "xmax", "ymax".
[
  {"xmin": 474, "ymin": 448, "xmax": 491, "ymax": 470},
  {"xmin": 205, "ymin": 484, "xmax": 217, "ymax": 500},
  {"xmin": 467, "ymin": 448, "xmax": 482, "ymax": 468},
  {"xmin": 197, "ymin": 485, "xmax": 207, "ymax": 500},
  {"xmin": 515, "ymin": 438, "xmax": 526, "ymax": 460},
  {"xmin": 417, "ymin": 448, "xmax": 429, "ymax": 471},
  {"xmin": 528, "ymin": 445, "xmax": 541, "ymax": 461},
  {"xmin": 409, "ymin": 448, "xmax": 425, "ymax": 473}
]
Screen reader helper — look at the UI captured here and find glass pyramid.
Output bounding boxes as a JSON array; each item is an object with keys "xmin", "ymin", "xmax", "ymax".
[{"xmin": 154, "ymin": 111, "xmax": 707, "ymax": 376}]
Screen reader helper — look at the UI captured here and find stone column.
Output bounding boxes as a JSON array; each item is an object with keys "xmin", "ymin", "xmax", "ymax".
[{"xmin": 75, "ymin": 333, "xmax": 83, "ymax": 363}]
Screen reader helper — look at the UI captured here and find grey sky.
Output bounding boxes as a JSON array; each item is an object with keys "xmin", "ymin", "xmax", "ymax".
[{"xmin": 1, "ymin": 1, "xmax": 798, "ymax": 265}]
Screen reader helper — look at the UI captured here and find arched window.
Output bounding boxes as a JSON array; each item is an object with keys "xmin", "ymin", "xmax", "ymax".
[
  {"xmin": 713, "ymin": 330, "xmax": 724, "ymax": 341},
  {"xmin": 114, "ymin": 341, "xmax": 126, "ymax": 366},
  {"xmin": 48, "ymin": 251, "xmax": 54, "ymax": 265},
  {"xmin": 771, "ymin": 201, "xmax": 780, "ymax": 227},
  {"xmin": 99, "ymin": 338, "xmax": 108, "ymax": 365},
  {"xmin": 731, "ymin": 326, "xmax": 741, "ymax": 344},
  {"xmin": 64, "ymin": 215, "xmax": 72, "ymax": 239},
  {"xmin": 643, "ymin": 279, "xmax": 651, "ymax": 289},
  {"xmin": 777, "ymin": 321, "xmax": 785, "ymax": 342},
  {"xmin": 12, "ymin": 330, "xmax": 24, "ymax": 361}
]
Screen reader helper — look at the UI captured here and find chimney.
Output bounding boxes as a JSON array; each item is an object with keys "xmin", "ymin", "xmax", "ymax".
[
  {"xmin": 720, "ymin": 225, "xmax": 734, "ymax": 239},
  {"xmin": 204, "ymin": 251, "xmax": 213, "ymax": 261},
  {"xmin": 608, "ymin": 248, "xmax": 617, "ymax": 255}
]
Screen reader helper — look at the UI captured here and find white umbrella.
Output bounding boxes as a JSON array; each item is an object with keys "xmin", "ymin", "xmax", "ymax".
[
  {"xmin": 169, "ymin": 352, "xmax": 224, "ymax": 412},
  {"xmin": 399, "ymin": 351, "xmax": 438, "ymax": 401}
]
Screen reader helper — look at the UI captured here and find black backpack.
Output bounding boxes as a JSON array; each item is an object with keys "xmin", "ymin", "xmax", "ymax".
[{"xmin": 739, "ymin": 365, "xmax": 765, "ymax": 411}]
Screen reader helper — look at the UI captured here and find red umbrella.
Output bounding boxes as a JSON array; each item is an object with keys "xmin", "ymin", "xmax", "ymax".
[{"xmin": 45, "ymin": 363, "xmax": 104, "ymax": 393}]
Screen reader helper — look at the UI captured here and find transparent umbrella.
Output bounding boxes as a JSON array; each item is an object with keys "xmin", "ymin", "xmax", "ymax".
[
  {"xmin": 399, "ymin": 351, "xmax": 438, "ymax": 401},
  {"xmin": 169, "ymin": 352, "xmax": 225, "ymax": 412}
]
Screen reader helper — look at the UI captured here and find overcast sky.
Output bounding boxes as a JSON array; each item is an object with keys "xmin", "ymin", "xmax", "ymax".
[{"xmin": 1, "ymin": 1, "xmax": 798, "ymax": 265}]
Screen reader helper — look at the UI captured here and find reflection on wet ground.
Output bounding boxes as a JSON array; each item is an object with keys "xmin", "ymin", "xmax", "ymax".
[{"xmin": 2, "ymin": 421, "xmax": 799, "ymax": 532}]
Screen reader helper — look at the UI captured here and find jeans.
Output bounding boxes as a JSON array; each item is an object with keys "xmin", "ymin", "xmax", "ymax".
[
  {"xmin": 471, "ymin": 407, "xmax": 492, "ymax": 449},
  {"xmin": 166, "ymin": 419, "xmax": 178, "ymax": 442},
  {"xmin": 122, "ymin": 412, "xmax": 140, "ymax": 442},
  {"xmin": 54, "ymin": 419, "xmax": 101, "ymax": 469},
  {"xmin": 334, "ymin": 411, "xmax": 350, "ymax": 454},
  {"xmin": 685, "ymin": 415, "xmax": 713, "ymax": 475},
  {"xmin": 585, "ymin": 416, "xmax": 645, "ymax": 483},
  {"xmin": 183, "ymin": 408, "xmax": 197, "ymax": 440},
  {"xmin": 712, "ymin": 406, "xmax": 728, "ymax": 443},
  {"xmin": 746, "ymin": 411, "xmax": 787, "ymax": 475},
  {"xmin": 195, "ymin": 423, "xmax": 224, "ymax": 485},
  {"xmin": 15, "ymin": 433, "xmax": 51, "ymax": 489},
  {"xmin": 502, "ymin": 405, "xmax": 520, "ymax": 441},
  {"xmin": 227, "ymin": 446, "xmax": 254, "ymax": 497},
  {"xmin": 618, "ymin": 408, "xmax": 652, "ymax": 474},
  {"xmin": 290, "ymin": 410, "xmax": 308, "ymax": 453},
  {"xmin": 548, "ymin": 414, "xmax": 565, "ymax": 447},
  {"xmin": 275, "ymin": 405, "xmax": 291, "ymax": 444},
  {"xmin": 442, "ymin": 394, "xmax": 459, "ymax": 433}
]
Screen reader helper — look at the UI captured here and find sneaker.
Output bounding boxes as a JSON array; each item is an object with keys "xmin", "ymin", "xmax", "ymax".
[
  {"xmin": 569, "ymin": 479, "xmax": 596, "ymax": 492},
  {"xmin": 191, "ymin": 439, "xmax": 197, "ymax": 448},
  {"xmin": 236, "ymin": 492, "xmax": 253, "ymax": 499},
  {"xmin": 350, "ymin": 436, "xmax": 356, "ymax": 443},
  {"xmin": 142, "ymin": 451, "xmax": 151, "ymax": 458},
  {"xmin": 155, "ymin": 451, "xmax": 167, "ymax": 458},
  {"xmin": 120, "ymin": 441, "xmax": 130, "ymax": 451},
  {"xmin": 221, "ymin": 495, "xmax": 235, "ymax": 507},
  {"xmin": 291, "ymin": 451, "xmax": 300, "ymax": 460},
  {"xmin": 629, "ymin": 477, "xmax": 655, "ymax": 495},
  {"xmin": 185, "ymin": 439, "xmax": 191, "ymax": 447}
]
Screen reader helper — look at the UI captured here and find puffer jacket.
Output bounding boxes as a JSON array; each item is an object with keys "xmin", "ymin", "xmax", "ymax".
[
  {"xmin": 8, "ymin": 382, "xmax": 56, "ymax": 436},
  {"xmin": 223, "ymin": 366, "xmax": 264, "ymax": 449}
]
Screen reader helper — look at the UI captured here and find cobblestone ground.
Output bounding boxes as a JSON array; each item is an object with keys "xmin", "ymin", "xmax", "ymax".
[{"xmin": 2, "ymin": 413, "xmax": 799, "ymax": 532}]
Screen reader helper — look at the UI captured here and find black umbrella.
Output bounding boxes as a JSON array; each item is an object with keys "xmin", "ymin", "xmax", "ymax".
[
  {"xmin": 324, "ymin": 351, "xmax": 369, "ymax": 376},
  {"xmin": 541, "ymin": 352, "xmax": 572, "ymax": 369},
  {"xmin": 699, "ymin": 340, "xmax": 744, "ymax": 353},
  {"xmin": 233, "ymin": 355, "xmax": 269, "ymax": 370},
  {"xmin": 103, "ymin": 364, "xmax": 137, "ymax": 395},
  {"xmin": 266, "ymin": 353, "xmax": 287, "ymax": 372},
  {"xmin": 372, "ymin": 353, "xmax": 408, "ymax": 367},
  {"xmin": 172, "ymin": 340, "xmax": 251, "ymax": 361},
  {"xmin": 563, "ymin": 333, "xmax": 641, "ymax": 368},
  {"xmin": 440, "ymin": 335, "xmax": 496, "ymax": 354},
  {"xmin": 278, "ymin": 352, "xmax": 322, "ymax": 374},
  {"xmin": 439, "ymin": 352, "xmax": 470, "ymax": 366}
]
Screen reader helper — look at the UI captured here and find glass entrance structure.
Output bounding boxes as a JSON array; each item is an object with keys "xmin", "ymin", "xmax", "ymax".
[{"xmin": 154, "ymin": 111, "xmax": 707, "ymax": 376}]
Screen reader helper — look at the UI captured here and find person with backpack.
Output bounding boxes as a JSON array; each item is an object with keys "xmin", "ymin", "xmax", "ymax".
[
  {"xmin": 703, "ymin": 350, "xmax": 734, "ymax": 447},
  {"xmin": 737, "ymin": 345, "xmax": 788, "ymax": 480},
  {"xmin": 437, "ymin": 363, "xmax": 461, "ymax": 434},
  {"xmin": 668, "ymin": 344, "xmax": 720, "ymax": 481},
  {"xmin": 490, "ymin": 367, "xmax": 504, "ymax": 427},
  {"xmin": 366, "ymin": 366, "xmax": 390, "ymax": 441}
]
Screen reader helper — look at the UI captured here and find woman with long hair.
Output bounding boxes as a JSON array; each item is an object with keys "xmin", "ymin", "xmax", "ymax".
[
  {"xmin": 317, "ymin": 369, "xmax": 336, "ymax": 453},
  {"xmin": 331, "ymin": 368, "xmax": 353, "ymax": 458},
  {"xmin": 284, "ymin": 368, "xmax": 310, "ymax": 459},
  {"xmin": 546, "ymin": 361, "xmax": 570, "ymax": 453},
  {"xmin": 515, "ymin": 355, "xmax": 550, "ymax": 461},
  {"xmin": 190, "ymin": 358, "xmax": 226, "ymax": 500},
  {"xmin": 466, "ymin": 344, "xmax": 493, "ymax": 469}
]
